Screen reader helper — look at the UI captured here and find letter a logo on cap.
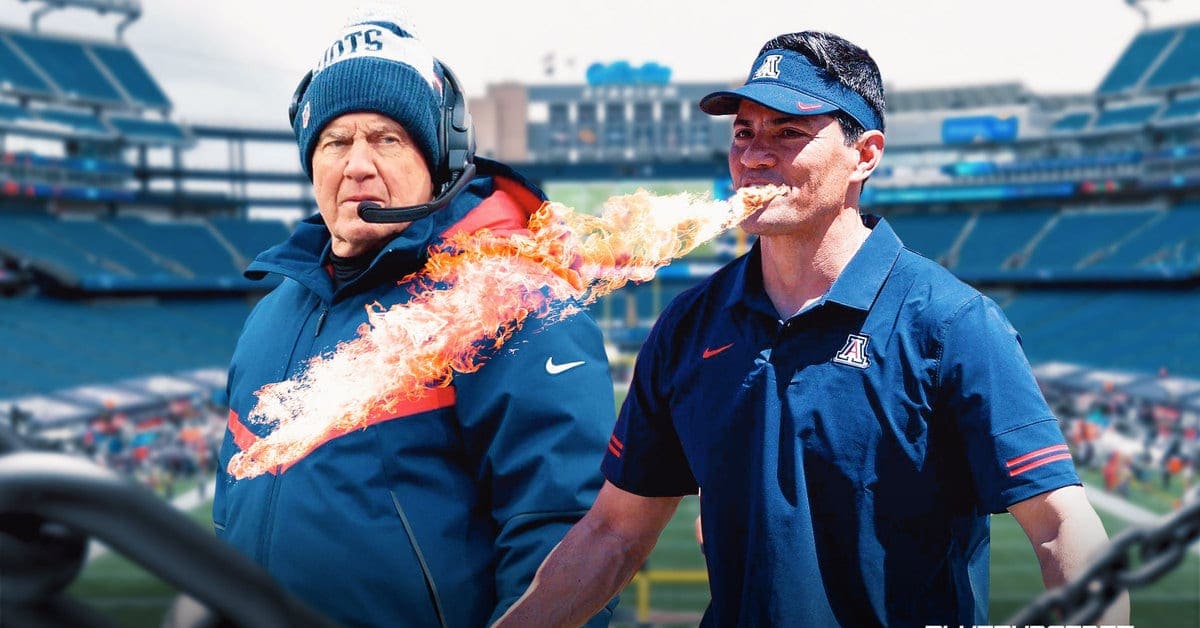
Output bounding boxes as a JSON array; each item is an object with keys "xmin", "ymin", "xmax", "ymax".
[{"xmin": 752, "ymin": 54, "xmax": 782, "ymax": 80}]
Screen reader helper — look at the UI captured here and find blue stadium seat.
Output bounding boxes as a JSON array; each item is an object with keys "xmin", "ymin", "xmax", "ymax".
[
  {"xmin": 885, "ymin": 212, "xmax": 970, "ymax": 262},
  {"xmin": 106, "ymin": 116, "xmax": 187, "ymax": 144},
  {"xmin": 1096, "ymin": 28, "xmax": 1179, "ymax": 94},
  {"xmin": 0, "ymin": 33, "xmax": 56, "ymax": 97},
  {"xmin": 955, "ymin": 209, "xmax": 1054, "ymax": 273},
  {"xmin": 89, "ymin": 43, "xmax": 171, "ymax": 110},
  {"xmin": 0, "ymin": 213, "xmax": 105, "ymax": 280},
  {"xmin": 1013, "ymin": 290, "xmax": 1200, "ymax": 376},
  {"xmin": 1023, "ymin": 210, "xmax": 1158, "ymax": 271},
  {"xmin": 1144, "ymin": 24, "xmax": 1200, "ymax": 91},
  {"xmin": 48, "ymin": 218, "xmax": 173, "ymax": 278},
  {"xmin": 1094, "ymin": 102, "xmax": 1160, "ymax": 129},
  {"xmin": 1051, "ymin": 111, "xmax": 1093, "ymax": 133},
  {"xmin": 0, "ymin": 101, "xmax": 34, "ymax": 126},
  {"xmin": 0, "ymin": 296, "xmax": 252, "ymax": 397},
  {"xmin": 1159, "ymin": 95, "xmax": 1200, "ymax": 123},
  {"xmin": 109, "ymin": 217, "xmax": 242, "ymax": 277},
  {"xmin": 6, "ymin": 32, "xmax": 125, "ymax": 105},
  {"xmin": 1088, "ymin": 203, "xmax": 1200, "ymax": 273},
  {"xmin": 207, "ymin": 217, "xmax": 291, "ymax": 263},
  {"xmin": 34, "ymin": 108, "xmax": 113, "ymax": 137}
]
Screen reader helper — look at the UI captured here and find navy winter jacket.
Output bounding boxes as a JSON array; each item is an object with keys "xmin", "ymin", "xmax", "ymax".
[{"xmin": 214, "ymin": 160, "xmax": 615, "ymax": 627}]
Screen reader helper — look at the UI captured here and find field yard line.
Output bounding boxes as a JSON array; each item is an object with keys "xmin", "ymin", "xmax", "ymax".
[
  {"xmin": 86, "ymin": 478, "xmax": 217, "ymax": 562},
  {"xmin": 1085, "ymin": 486, "xmax": 1200, "ymax": 556}
]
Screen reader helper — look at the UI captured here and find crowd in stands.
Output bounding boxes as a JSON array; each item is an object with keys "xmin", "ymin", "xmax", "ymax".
[
  {"xmin": 1044, "ymin": 377, "xmax": 1200, "ymax": 511},
  {"xmin": 7, "ymin": 396, "xmax": 225, "ymax": 500}
]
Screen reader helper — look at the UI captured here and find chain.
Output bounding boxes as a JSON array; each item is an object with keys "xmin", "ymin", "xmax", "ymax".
[{"xmin": 1007, "ymin": 489, "xmax": 1200, "ymax": 626}]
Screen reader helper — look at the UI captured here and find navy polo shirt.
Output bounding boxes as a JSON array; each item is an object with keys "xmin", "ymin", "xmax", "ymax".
[{"xmin": 602, "ymin": 216, "xmax": 1079, "ymax": 627}]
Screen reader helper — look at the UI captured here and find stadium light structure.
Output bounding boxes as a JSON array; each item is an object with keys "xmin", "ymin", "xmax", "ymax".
[
  {"xmin": 1124, "ymin": 0, "xmax": 1169, "ymax": 30},
  {"xmin": 20, "ymin": 0, "xmax": 142, "ymax": 41}
]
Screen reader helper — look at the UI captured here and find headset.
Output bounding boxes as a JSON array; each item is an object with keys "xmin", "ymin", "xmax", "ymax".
[{"xmin": 288, "ymin": 60, "xmax": 477, "ymax": 224}]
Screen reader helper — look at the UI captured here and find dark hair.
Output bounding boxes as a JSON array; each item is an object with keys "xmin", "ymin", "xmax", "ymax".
[{"xmin": 759, "ymin": 31, "xmax": 886, "ymax": 144}]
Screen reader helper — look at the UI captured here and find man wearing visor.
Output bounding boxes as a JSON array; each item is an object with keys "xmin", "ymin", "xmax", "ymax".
[{"xmin": 496, "ymin": 32, "xmax": 1126, "ymax": 627}]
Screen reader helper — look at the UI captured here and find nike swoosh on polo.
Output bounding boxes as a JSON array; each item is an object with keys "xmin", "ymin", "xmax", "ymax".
[
  {"xmin": 796, "ymin": 100, "xmax": 824, "ymax": 111},
  {"xmin": 545, "ymin": 357, "xmax": 586, "ymax": 375},
  {"xmin": 701, "ymin": 343, "xmax": 735, "ymax": 359}
]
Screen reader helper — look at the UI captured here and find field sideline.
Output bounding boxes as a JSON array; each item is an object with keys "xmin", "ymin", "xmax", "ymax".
[
  {"xmin": 66, "ymin": 478, "xmax": 1199, "ymax": 628},
  {"xmin": 62, "ymin": 376, "xmax": 1199, "ymax": 627}
]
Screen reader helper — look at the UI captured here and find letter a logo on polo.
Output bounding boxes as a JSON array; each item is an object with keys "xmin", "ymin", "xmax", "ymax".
[
  {"xmin": 833, "ymin": 333, "xmax": 870, "ymax": 368},
  {"xmin": 752, "ymin": 54, "xmax": 782, "ymax": 80}
]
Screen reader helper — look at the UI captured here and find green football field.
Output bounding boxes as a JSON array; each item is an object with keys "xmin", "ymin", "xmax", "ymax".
[{"xmin": 67, "ymin": 484, "xmax": 1199, "ymax": 627}]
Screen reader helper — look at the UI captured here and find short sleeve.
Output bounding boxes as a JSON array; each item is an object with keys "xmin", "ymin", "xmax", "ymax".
[
  {"xmin": 939, "ymin": 295, "xmax": 1080, "ymax": 513},
  {"xmin": 601, "ymin": 312, "xmax": 698, "ymax": 497}
]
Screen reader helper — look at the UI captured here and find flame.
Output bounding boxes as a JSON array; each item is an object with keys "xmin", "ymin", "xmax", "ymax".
[{"xmin": 228, "ymin": 187, "xmax": 784, "ymax": 479}]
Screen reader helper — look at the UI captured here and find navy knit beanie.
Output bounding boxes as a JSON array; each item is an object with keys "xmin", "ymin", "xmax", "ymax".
[{"xmin": 293, "ymin": 8, "xmax": 443, "ymax": 180}]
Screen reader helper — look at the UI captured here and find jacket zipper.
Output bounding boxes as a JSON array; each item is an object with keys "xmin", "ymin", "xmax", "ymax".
[
  {"xmin": 257, "ymin": 301, "xmax": 325, "ymax": 565},
  {"xmin": 314, "ymin": 307, "xmax": 328, "ymax": 336},
  {"xmin": 390, "ymin": 490, "xmax": 449, "ymax": 628}
]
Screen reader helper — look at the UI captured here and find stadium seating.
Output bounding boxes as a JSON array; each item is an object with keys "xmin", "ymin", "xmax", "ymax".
[
  {"xmin": 1051, "ymin": 111, "xmax": 1094, "ymax": 133},
  {"xmin": 6, "ymin": 31, "xmax": 126, "ymax": 105},
  {"xmin": 1094, "ymin": 102, "xmax": 1161, "ymax": 129},
  {"xmin": 884, "ymin": 212, "xmax": 970, "ymax": 262},
  {"xmin": 2, "ymin": 9, "xmax": 1200, "ymax": 434},
  {"xmin": 1096, "ymin": 28, "xmax": 1178, "ymax": 95},
  {"xmin": 207, "ymin": 217, "xmax": 291, "ymax": 267},
  {"xmin": 1087, "ymin": 202, "xmax": 1200, "ymax": 273},
  {"xmin": 0, "ymin": 296, "xmax": 251, "ymax": 398},
  {"xmin": 106, "ymin": 116, "xmax": 187, "ymax": 144},
  {"xmin": 88, "ymin": 43, "xmax": 172, "ymax": 110},
  {"xmin": 1160, "ymin": 95, "xmax": 1200, "ymax": 123},
  {"xmin": 953, "ymin": 209, "xmax": 1054, "ymax": 273},
  {"xmin": 1010, "ymin": 290, "xmax": 1200, "ymax": 376},
  {"xmin": 0, "ymin": 213, "xmax": 281, "ymax": 292},
  {"xmin": 1020, "ymin": 209, "xmax": 1158, "ymax": 272},
  {"xmin": 0, "ymin": 33, "xmax": 55, "ymax": 97},
  {"xmin": 1143, "ymin": 23, "xmax": 1200, "ymax": 91},
  {"xmin": 36, "ymin": 108, "xmax": 113, "ymax": 137}
]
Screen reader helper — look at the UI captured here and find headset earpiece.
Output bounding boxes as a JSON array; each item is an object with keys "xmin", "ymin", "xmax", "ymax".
[
  {"xmin": 288, "ymin": 70, "xmax": 313, "ymax": 128},
  {"xmin": 435, "ymin": 63, "xmax": 475, "ymax": 196}
]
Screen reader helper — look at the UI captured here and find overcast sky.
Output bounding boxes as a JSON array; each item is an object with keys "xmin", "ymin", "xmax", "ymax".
[{"xmin": 2, "ymin": 0, "xmax": 1200, "ymax": 128}]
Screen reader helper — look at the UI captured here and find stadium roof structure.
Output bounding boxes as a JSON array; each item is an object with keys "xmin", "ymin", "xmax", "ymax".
[
  {"xmin": 24, "ymin": 0, "xmax": 142, "ymax": 41},
  {"xmin": 886, "ymin": 82, "xmax": 1034, "ymax": 113}
]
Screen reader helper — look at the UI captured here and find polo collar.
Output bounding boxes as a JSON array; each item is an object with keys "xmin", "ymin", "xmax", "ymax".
[
  {"xmin": 727, "ymin": 215, "xmax": 902, "ymax": 316},
  {"xmin": 824, "ymin": 215, "xmax": 901, "ymax": 311}
]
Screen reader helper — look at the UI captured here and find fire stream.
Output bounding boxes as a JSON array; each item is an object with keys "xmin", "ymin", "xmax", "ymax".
[{"xmin": 228, "ymin": 187, "xmax": 784, "ymax": 479}]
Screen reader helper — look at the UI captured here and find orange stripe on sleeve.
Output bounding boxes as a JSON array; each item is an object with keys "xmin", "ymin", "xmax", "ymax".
[
  {"xmin": 1008, "ymin": 453, "xmax": 1073, "ymax": 477},
  {"xmin": 1005, "ymin": 444, "xmax": 1070, "ymax": 468}
]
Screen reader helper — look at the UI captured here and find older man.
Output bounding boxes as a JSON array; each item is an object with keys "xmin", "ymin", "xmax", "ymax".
[{"xmin": 213, "ymin": 10, "xmax": 615, "ymax": 627}]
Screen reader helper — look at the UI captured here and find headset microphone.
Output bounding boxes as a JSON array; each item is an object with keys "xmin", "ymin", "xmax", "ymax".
[
  {"xmin": 354, "ymin": 62, "xmax": 476, "ymax": 224},
  {"xmin": 357, "ymin": 161, "xmax": 477, "ymax": 223}
]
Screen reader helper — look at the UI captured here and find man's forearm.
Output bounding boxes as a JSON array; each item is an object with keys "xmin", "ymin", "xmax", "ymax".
[
  {"xmin": 1032, "ymin": 510, "xmax": 1131, "ymax": 624},
  {"xmin": 494, "ymin": 515, "xmax": 651, "ymax": 627}
]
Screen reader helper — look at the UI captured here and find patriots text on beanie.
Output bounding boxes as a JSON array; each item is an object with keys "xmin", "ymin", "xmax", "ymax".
[{"xmin": 292, "ymin": 12, "xmax": 443, "ymax": 180}]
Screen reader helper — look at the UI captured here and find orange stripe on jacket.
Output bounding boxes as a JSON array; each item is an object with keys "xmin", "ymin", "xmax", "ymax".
[
  {"xmin": 277, "ymin": 386, "xmax": 458, "ymax": 474},
  {"xmin": 228, "ymin": 409, "xmax": 257, "ymax": 450}
]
